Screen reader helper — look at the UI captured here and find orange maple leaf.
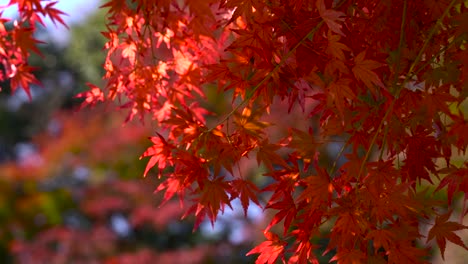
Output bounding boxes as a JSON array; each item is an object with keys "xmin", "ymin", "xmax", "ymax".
[
  {"xmin": 326, "ymin": 31, "xmax": 350, "ymax": 60},
  {"xmin": 317, "ymin": 0, "xmax": 346, "ymax": 36},
  {"xmin": 352, "ymin": 51, "xmax": 385, "ymax": 94},
  {"xmin": 234, "ymin": 106, "xmax": 270, "ymax": 144},
  {"xmin": 121, "ymin": 41, "xmax": 137, "ymax": 62},
  {"xmin": 327, "ymin": 78, "xmax": 355, "ymax": 119},
  {"xmin": 256, "ymin": 139, "xmax": 289, "ymax": 171}
]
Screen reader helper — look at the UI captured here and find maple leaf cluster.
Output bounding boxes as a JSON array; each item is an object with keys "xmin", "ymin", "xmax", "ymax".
[
  {"xmin": 0, "ymin": 0, "xmax": 67, "ymax": 99},
  {"xmin": 2, "ymin": 0, "xmax": 468, "ymax": 263}
]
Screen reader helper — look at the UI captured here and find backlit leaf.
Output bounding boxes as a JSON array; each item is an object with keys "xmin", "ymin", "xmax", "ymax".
[{"xmin": 352, "ymin": 51, "xmax": 385, "ymax": 94}]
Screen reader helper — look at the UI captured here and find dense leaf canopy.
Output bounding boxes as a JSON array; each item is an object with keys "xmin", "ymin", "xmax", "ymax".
[{"xmin": 1, "ymin": 0, "xmax": 467, "ymax": 263}]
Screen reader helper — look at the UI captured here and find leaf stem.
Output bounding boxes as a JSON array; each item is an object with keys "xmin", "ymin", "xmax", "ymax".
[
  {"xmin": 208, "ymin": 21, "xmax": 324, "ymax": 132},
  {"xmin": 390, "ymin": 0, "xmax": 407, "ymax": 93},
  {"xmin": 329, "ymin": 137, "xmax": 349, "ymax": 176},
  {"xmin": 380, "ymin": 0, "xmax": 407, "ymax": 159},
  {"xmin": 208, "ymin": 0, "xmax": 350, "ymax": 132},
  {"xmin": 358, "ymin": 0, "xmax": 458, "ymax": 179},
  {"xmin": 411, "ymin": 34, "xmax": 464, "ymax": 78},
  {"xmin": 399, "ymin": 0, "xmax": 458, "ymax": 94}
]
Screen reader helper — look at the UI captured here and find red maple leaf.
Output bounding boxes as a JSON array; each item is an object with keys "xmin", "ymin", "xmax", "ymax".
[
  {"xmin": 317, "ymin": 0, "xmax": 346, "ymax": 36},
  {"xmin": 401, "ymin": 126, "xmax": 439, "ymax": 185},
  {"xmin": 329, "ymin": 249, "xmax": 366, "ymax": 264},
  {"xmin": 9, "ymin": 64, "xmax": 41, "ymax": 100},
  {"xmin": 195, "ymin": 177, "xmax": 233, "ymax": 226},
  {"xmin": 140, "ymin": 133, "xmax": 174, "ymax": 177},
  {"xmin": 230, "ymin": 179, "xmax": 262, "ymax": 216},
  {"xmin": 265, "ymin": 192, "xmax": 297, "ymax": 234},
  {"xmin": 365, "ymin": 229, "xmax": 395, "ymax": 252},
  {"xmin": 448, "ymin": 116, "xmax": 468, "ymax": 153},
  {"xmin": 155, "ymin": 174, "xmax": 186, "ymax": 205},
  {"xmin": 43, "ymin": 1, "xmax": 69, "ymax": 28},
  {"xmin": 13, "ymin": 26, "xmax": 44, "ymax": 57},
  {"xmin": 436, "ymin": 163, "xmax": 468, "ymax": 205},
  {"xmin": 387, "ymin": 239, "xmax": 430, "ymax": 264},
  {"xmin": 75, "ymin": 83, "xmax": 105, "ymax": 109},
  {"xmin": 427, "ymin": 211, "xmax": 468, "ymax": 259},
  {"xmin": 297, "ymin": 166, "xmax": 333, "ymax": 209},
  {"xmin": 246, "ymin": 232, "xmax": 286, "ymax": 264}
]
